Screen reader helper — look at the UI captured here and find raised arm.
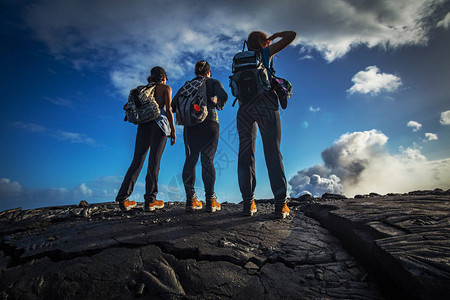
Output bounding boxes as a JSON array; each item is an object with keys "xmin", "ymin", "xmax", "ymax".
[
  {"xmin": 164, "ymin": 85, "xmax": 177, "ymax": 145},
  {"xmin": 268, "ymin": 31, "xmax": 297, "ymax": 57}
]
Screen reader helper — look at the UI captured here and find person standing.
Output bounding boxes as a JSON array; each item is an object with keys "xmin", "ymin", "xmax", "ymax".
[
  {"xmin": 173, "ymin": 61, "xmax": 228, "ymax": 212},
  {"xmin": 237, "ymin": 31, "xmax": 296, "ymax": 218},
  {"xmin": 116, "ymin": 66, "xmax": 176, "ymax": 212}
]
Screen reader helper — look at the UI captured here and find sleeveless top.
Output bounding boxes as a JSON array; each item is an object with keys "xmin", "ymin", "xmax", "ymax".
[{"xmin": 154, "ymin": 96, "xmax": 171, "ymax": 136}]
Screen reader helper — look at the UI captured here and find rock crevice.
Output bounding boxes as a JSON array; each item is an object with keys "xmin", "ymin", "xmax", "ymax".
[{"xmin": 1, "ymin": 201, "xmax": 384, "ymax": 299}]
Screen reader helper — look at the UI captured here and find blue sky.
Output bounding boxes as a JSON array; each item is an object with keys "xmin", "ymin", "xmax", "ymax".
[{"xmin": 1, "ymin": 0, "xmax": 449, "ymax": 211}]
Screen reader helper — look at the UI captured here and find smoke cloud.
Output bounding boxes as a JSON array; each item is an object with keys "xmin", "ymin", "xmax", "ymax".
[{"xmin": 289, "ymin": 130, "xmax": 450, "ymax": 197}]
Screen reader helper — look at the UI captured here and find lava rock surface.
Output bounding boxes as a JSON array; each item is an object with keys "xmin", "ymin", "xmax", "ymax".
[{"xmin": 1, "ymin": 201, "xmax": 382, "ymax": 299}]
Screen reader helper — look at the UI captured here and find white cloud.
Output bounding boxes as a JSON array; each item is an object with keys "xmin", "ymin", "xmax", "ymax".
[
  {"xmin": 425, "ymin": 132, "xmax": 438, "ymax": 140},
  {"xmin": 347, "ymin": 66, "xmax": 402, "ymax": 95},
  {"xmin": 399, "ymin": 144, "xmax": 427, "ymax": 162},
  {"xmin": 289, "ymin": 130, "xmax": 450, "ymax": 197},
  {"xmin": 21, "ymin": 0, "xmax": 445, "ymax": 95},
  {"xmin": 54, "ymin": 131, "xmax": 96, "ymax": 145},
  {"xmin": 290, "ymin": 173, "xmax": 343, "ymax": 198},
  {"xmin": 73, "ymin": 183, "xmax": 93, "ymax": 198},
  {"xmin": 407, "ymin": 120, "xmax": 422, "ymax": 132},
  {"xmin": 11, "ymin": 122, "xmax": 46, "ymax": 133},
  {"xmin": 440, "ymin": 110, "xmax": 450, "ymax": 125},
  {"xmin": 0, "ymin": 178, "xmax": 109, "ymax": 211},
  {"xmin": 44, "ymin": 96, "xmax": 74, "ymax": 108},
  {"xmin": 309, "ymin": 106, "xmax": 321, "ymax": 112},
  {"xmin": 299, "ymin": 55, "xmax": 314, "ymax": 61},
  {"xmin": 0, "ymin": 178, "xmax": 24, "ymax": 199},
  {"xmin": 11, "ymin": 122, "xmax": 96, "ymax": 146},
  {"xmin": 437, "ymin": 12, "xmax": 450, "ymax": 29},
  {"xmin": 0, "ymin": 175, "xmax": 189, "ymax": 211}
]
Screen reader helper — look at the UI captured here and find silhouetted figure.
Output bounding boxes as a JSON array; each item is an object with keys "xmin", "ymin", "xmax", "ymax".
[
  {"xmin": 236, "ymin": 31, "xmax": 296, "ymax": 218},
  {"xmin": 116, "ymin": 66, "xmax": 176, "ymax": 212},
  {"xmin": 173, "ymin": 61, "xmax": 228, "ymax": 212}
]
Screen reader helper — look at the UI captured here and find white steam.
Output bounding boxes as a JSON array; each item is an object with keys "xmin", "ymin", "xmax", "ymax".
[{"xmin": 289, "ymin": 130, "xmax": 450, "ymax": 197}]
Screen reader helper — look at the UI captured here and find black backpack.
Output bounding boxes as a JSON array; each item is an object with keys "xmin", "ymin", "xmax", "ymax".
[
  {"xmin": 229, "ymin": 41, "xmax": 272, "ymax": 106},
  {"xmin": 175, "ymin": 77, "xmax": 208, "ymax": 127}
]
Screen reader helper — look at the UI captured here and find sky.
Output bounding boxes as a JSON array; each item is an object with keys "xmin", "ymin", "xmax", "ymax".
[{"xmin": 1, "ymin": 0, "xmax": 449, "ymax": 211}]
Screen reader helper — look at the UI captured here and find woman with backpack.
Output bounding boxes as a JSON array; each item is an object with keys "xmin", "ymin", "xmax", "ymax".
[
  {"xmin": 172, "ymin": 61, "xmax": 228, "ymax": 212},
  {"xmin": 116, "ymin": 66, "xmax": 177, "ymax": 212},
  {"xmin": 237, "ymin": 30, "xmax": 296, "ymax": 218}
]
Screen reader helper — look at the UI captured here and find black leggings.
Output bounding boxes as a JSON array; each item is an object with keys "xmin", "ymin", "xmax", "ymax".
[
  {"xmin": 182, "ymin": 120, "xmax": 219, "ymax": 202},
  {"xmin": 116, "ymin": 121, "xmax": 167, "ymax": 204},
  {"xmin": 237, "ymin": 91, "xmax": 287, "ymax": 204}
]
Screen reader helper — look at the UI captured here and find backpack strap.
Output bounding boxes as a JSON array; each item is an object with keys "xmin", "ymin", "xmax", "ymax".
[{"xmin": 242, "ymin": 40, "xmax": 248, "ymax": 51}]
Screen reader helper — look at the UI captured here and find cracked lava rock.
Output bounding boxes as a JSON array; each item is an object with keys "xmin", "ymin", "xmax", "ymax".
[{"xmin": 1, "ymin": 190, "xmax": 449, "ymax": 299}]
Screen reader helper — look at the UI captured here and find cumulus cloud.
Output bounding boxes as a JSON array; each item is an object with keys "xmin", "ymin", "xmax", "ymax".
[
  {"xmin": 407, "ymin": 120, "xmax": 422, "ymax": 132},
  {"xmin": 425, "ymin": 132, "xmax": 438, "ymax": 140},
  {"xmin": 347, "ymin": 66, "xmax": 402, "ymax": 95},
  {"xmin": 20, "ymin": 0, "xmax": 445, "ymax": 95},
  {"xmin": 440, "ymin": 110, "xmax": 450, "ymax": 125},
  {"xmin": 289, "ymin": 130, "xmax": 450, "ymax": 197},
  {"xmin": 437, "ymin": 12, "xmax": 450, "ymax": 29},
  {"xmin": 309, "ymin": 106, "xmax": 321, "ymax": 112},
  {"xmin": 11, "ymin": 122, "xmax": 96, "ymax": 146}
]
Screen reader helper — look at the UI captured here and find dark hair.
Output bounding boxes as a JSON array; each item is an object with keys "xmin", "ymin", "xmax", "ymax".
[
  {"xmin": 147, "ymin": 66, "xmax": 167, "ymax": 84},
  {"xmin": 247, "ymin": 31, "xmax": 268, "ymax": 51},
  {"xmin": 195, "ymin": 60, "xmax": 211, "ymax": 76}
]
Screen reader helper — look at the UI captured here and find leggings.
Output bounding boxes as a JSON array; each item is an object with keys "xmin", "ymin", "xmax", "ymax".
[
  {"xmin": 236, "ymin": 91, "xmax": 287, "ymax": 204},
  {"xmin": 182, "ymin": 120, "xmax": 219, "ymax": 202},
  {"xmin": 116, "ymin": 121, "xmax": 167, "ymax": 204}
]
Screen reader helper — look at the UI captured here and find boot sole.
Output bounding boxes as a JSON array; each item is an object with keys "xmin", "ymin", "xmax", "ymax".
[
  {"xmin": 120, "ymin": 203, "xmax": 137, "ymax": 212},
  {"xmin": 144, "ymin": 204, "xmax": 164, "ymax": 212},
  {"xmin": 185, "ymin": 206, "xmax": 203, "ymax": 212},
  {"xmin": 206, "ymin": 206, "xmax": 221, "ymax": 212},
  {"xmin": 276, "ymin": 211, "xmax": 289, "ymax": 219},
  {"xmin": 243, "ymin": 209, "xmax": 257, "ymax": 216}
]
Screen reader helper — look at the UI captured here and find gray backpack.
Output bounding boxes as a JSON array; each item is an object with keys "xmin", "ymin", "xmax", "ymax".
[
  {"xmin": 123, "ymin": 83, "xmax": 161, "ymax": 124},
  {"xmin": 175, "ymin": 77, "xmax": 208, "ymax": 127},
  {"xmin": 229, "ymin": 42, "xmax": 272, "ymax": 106}
]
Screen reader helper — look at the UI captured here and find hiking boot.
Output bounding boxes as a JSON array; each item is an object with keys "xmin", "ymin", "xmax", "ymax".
[
  {"xmin": 243, "ymin": 199, "xmax": 257, "ymax": 216},
  {"xmin": 275, "ymin": 202, "xmax": 290, "ymax": 219},
  {"xmin": 144, "ymin": 200, "xmax": 164, "ymax": 212},
  {"xmin": 186, "ymin": 197, "xmax": 203, "ymax": 212},
  {"xmin": 119, "ymin": 199, "xmax": 137, "ymax": 212},
  {"xmin": 205, "ymin": 198, "xmax": 221, "ymax": 213}
]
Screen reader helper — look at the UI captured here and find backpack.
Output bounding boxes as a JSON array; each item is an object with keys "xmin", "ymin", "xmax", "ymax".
[
  {"xmin": 229, "ymin": 41, "xmax": 272, "ymax": 106},
  {"xmin": 175, "ymin": 77, "xmax": 208, "ymax": 127},
  {"xmin": 271, "ymin": 76, "xmax": 293, "ymax": 109},
  {"xmin": 123, "ymin": 83, "xmax": 161, "ymax": 124}
]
